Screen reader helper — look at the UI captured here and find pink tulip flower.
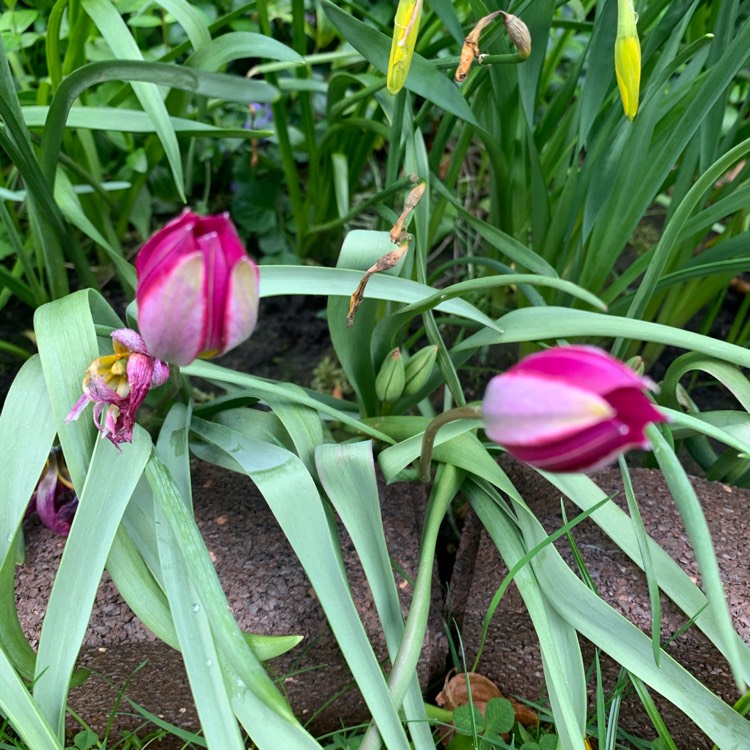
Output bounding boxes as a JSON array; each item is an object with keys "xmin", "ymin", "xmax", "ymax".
[
  {"xmin": 482, "ymin": 346, "xmax": 667, "ymax": 472},
  {"xmin": 135, "ymin": 210, "xmax": 260, "ymax": 367},
  {"xmin": 66, "ymin": 329, "xmax": 170, "ymax": 448}
]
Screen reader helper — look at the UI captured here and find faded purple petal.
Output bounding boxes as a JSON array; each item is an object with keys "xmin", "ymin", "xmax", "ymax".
[
  {"xmin": 29, "ymin": 456, "xmax": 78, "ymax": 536},
  {"xmin": 66, "ymin": 392, "xmax": 92, "ymax": 423},
  {"xmin": 151, "ymin": 359, "xmax": 170, "ymax": 388},
  {"xmin": 112, "ymin": 328, "xmax": 148, "ymax": 354},
  {"xmin": 126, "ymin": 353, "xmax": 155, "ymax": 413},
  {"xmin": 87, "ymin": 374, "xmax": 124, "ymax": 405}
]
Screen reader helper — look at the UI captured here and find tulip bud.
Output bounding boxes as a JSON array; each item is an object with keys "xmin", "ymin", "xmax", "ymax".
[
  {"xmin": 626, "ymin": 355, "xmax": 645, "ymax": 376},
  {"xmin": 403, "ymin": 344, "xmax": 438, "ymax": 395},
  {"xmin": 482, "ymin": 346, "xmax": 667, "ymax": 473},
  {"xmin": 375, "ymin": 348, "xmax": 406, "ymax": 402},
  {"xmin": 135, "ymin": 210, "xmax": 260, "ymax": 367},
  {"xmin": 501, "ymin": 12, "xmax": 531, "ymax": 60},
  {"xmin": 615, "ymin": 0, "xmax": 641, "ymax": 120}
]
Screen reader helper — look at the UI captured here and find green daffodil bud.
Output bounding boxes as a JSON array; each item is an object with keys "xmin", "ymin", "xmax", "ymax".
[
  {"xmin": 375, "ymin": 348, "xmax": 406, "ymax": 402},
  {"xmin": 404, "ymin": 345, "xmax": 438, "ymax": 395},
  {"xmin": 615, "ymin": 0, "xmax": 641, "ymax": 120}
]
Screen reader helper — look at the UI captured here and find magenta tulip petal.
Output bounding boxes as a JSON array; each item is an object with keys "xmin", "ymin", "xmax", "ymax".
[
  {"xmin": 503, "ymin": 418, "xmax": 638, "ymax": 473},
  {"xmin": 222, "ymin": 258, "xmax": 260, "ymax": 354},
  {"xmin": 136, "ymin": 210, "xmax": 199, "ymax": 290},
  {"xmin": 481, "ymin": 345, "xmax": 668, "ymax": 473},
  {"xmin": 512, "ymin": 345, "xmax": 648, "ymax": 397},
  {"xmin": 483, "ymin": 374, "xmax": 614, "ymax": 445},
  {"xmin": 135, "ymin": 210, "xmax": 259, "ymax": 367},
  {"xmin": 138, "ymin": 253, "xmax": 206, "ymax": 366}
]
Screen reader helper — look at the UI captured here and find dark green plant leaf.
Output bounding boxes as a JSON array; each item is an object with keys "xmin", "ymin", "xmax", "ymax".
[
  {"xmin": 484, "ymin": 697, "xmax": 516, "ymax": 735},
  {"xmin": 322, "ymin": 0, "xmax": 477, "ymax": 126}
]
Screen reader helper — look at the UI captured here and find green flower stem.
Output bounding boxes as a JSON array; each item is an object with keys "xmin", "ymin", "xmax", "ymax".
[
  {"xmin": 385, "ymin": 90, "xmax": 407, "ymax": 196},
  {"xmin": 256, "ymin": 0, "xmax": 307, "ymax": 253},
  {"xmin": 477, "ymin": 52, "xmax": 526, "ymax": 65},
  {"xmin": 292, "ymin": 0, "xmax": 316, "ymax": 167},
  {"xmin": 419, "ymin": 406, "xmax": 482, "ymax": 483},
  {"xmin": 360, "ymin": 463, "xmax": 464, "ymax": 750}
]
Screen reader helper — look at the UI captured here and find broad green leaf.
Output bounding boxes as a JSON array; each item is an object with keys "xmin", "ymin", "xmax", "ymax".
[
  {"xmin": 34, "ymin": 290, "xmax": 121, "ymax": 487},
  {"xmin": 454, "ymin": 307, "xmax": 750, "ymax": 370},
  {"xmin": 648, "ymin": 426, "xmax": 745, "ymax": 690},
  {"xmin": 153, "ymin": 0, "xmax": 211, "ymax": 51},
  {"xmin": 315, "ymin": 442, "xmax": 433, "ymax": 749},
  {"xmin": 25, "ymin": 106, "xmax": 274, "ymax": 133},
  {"xmin": 260, "ymin": 262, "xmax": 500, "ymax": 330},
  {"xmin": 0, "ymin": 356, "xmax": 55, "ymax": 677},
  {"xmin": 541, "ymin": 469, "xmax": 750, "ymax": 683},
  {"xmin": 153, "ymin": 462, "xmax": 246, "ymax": 750},
  {"xmin": 0, "ymin": 355, "xmax": 55, "ymax": 566},
  {"xmin": 190, "ymin": 419, "xmax": 412, "ymax": 750},
  {"xmin": 188, "ymin": 31, "xmax": 304, "ymax": 70},
  {"xmin": 466, "ymin": 481, "xmax": 587, "ymax": 750},
  {"xmin": 0, "ymin": 647, "xmax": 61, "ymax": 750},
  {"xmin": 81, "ymin": 0, "xmax": 185, "ymax": 199},
  {"xmin": 476, "ymin": 487, "xmax": 750, "ymax": 748},
  {"xmin": 144, "ymin": 453, "xmax": 319, "ymax": 750},
  {"xmin": 33, "ymin": 428, "xmax": 152, "ymax": 738}
]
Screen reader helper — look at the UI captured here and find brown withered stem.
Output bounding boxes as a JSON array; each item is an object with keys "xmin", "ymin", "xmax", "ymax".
[
  {"xmin": 347, "ymin": 179, "xmax": 427, "ymax": 327},
  {"xmin": 419, "ymin": 405, "xmax": 481, "ymax": 484},
  {"xmin": 455, "ymin": 10, "xmax": 503, "ymax": 82}
]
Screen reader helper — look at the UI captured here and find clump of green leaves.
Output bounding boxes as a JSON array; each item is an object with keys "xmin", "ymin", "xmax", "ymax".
[{"xmin": 450, "ymin": 697, "xmax": 558, "ymax": 750}]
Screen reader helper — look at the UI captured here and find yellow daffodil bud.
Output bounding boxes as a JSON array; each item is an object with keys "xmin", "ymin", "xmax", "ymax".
[
  {"xmin": 387, "ymin": 0, "xmax": 423, "ymax": 94},
  {"xmin": 375, "ymin": 348, "xmax": 406, "ymax": 402},
  {"xmin": 615, "ymin": 0, "xmax": 641, "ymax": 120}
]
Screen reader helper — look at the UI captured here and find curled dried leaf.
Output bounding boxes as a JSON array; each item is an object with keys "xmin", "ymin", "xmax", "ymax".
[
  {"xmin": 436, "ymin": 670, "xmax": 501, "ymax": 712},
  {"xmin": 436, "ymin": 670, "xmax": 539, "ymax": 727},
  {"xmin": 347, "ymin": 241, "xmax": 409, "ymax": 327},
  {"xmin": 389, "ymin": 180, "xmax": 427, "ymax": 244}
]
